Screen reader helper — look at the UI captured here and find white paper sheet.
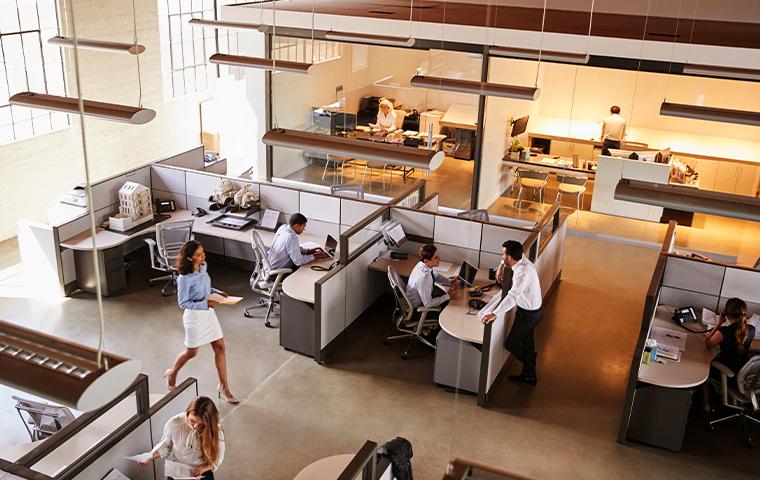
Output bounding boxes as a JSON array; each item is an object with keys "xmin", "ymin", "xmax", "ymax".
[
  {"xmin": 653, "ymin": 326, "xmax": 687, "ymax": 351},
  {"xmin": 702, "ymin": 307, "xmax": 717, "ymax": 327},
  {"xmin": 260, "ymin": 209, "xmax": 280, "ymax": 230},
  {"xmin": 207, "ymin": 293, "xmax": 242, "ymax": 305},
  {"xmin": 124, "ymin": 452, "xmax": 152, "ymax": 463},
  {"xmin": 164, "ymin": 460, "xmax": 201, "ymax": 480}
]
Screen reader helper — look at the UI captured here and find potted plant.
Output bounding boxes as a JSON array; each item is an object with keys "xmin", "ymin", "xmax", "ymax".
[{"xmin": 509, "ymin": 138, "xmax": 524, "ymax": 160}]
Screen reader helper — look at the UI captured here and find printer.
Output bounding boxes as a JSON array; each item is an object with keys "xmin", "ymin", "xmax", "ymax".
[{"xmin": 60, "ymin": 185, "xmax": 88, "ymax": 208}]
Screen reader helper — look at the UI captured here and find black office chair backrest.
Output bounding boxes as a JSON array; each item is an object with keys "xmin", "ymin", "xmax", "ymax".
[
  {"xmin": 387, "ymin": 266, "xmax": 413, "ymax": 325},
  {"xmin": 737, "ymin": 355, "xmax": 760, "ymax": 410}
]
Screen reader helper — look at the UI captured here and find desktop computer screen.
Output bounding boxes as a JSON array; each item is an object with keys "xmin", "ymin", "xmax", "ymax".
[
  {"xmin": 511, "ymin": 115, "xmax": 529, "ymax": 137},
  {"xmin": 382, "ymin": 222, "xmax": 407, "ymax": 248},
  {"xmin": 457, "ymin": 261, "xmax": 478, "ymax": 287}
]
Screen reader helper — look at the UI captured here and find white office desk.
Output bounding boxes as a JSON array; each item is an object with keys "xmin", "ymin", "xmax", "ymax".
[
  {"xmin": 438, "ymin": 269, "xmax": 497, "ymax": 344},
  {"xmin": 282, "ymin": 257, "xmax": 338, "ymax": 303},
  {"xmin": 293, "ymin": 454, "xmax": 353, "ymax": 480},
  {"xmin": 638, "ymin": 306, "xmax": 716, "ymax": 388}
]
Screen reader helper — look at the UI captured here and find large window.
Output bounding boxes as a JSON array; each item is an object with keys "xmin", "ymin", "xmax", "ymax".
[
  {"xmin": 271, "ymin": 37, "xmax": 341, "ymax": 64},
  {"xmin": 159, "ymin": 0, "xmax": 240, "ymax": 99},
  {"xmin": 0, "ymin": 0, "xmax": 67, "ymax": 144}
]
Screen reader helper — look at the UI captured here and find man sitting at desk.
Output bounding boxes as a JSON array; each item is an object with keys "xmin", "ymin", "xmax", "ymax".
[
  {"xmin": 268, "ymin": 213, "xmax": 328, "ymax": 270},
  {"xmin": 482, "ymin": 240, "xmax": 542, "ymax": 386},
  {"xmin": 406, "ymin": 244, "xmax": 460, "ymax": 319}
]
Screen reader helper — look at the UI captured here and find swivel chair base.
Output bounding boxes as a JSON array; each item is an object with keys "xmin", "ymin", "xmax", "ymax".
[
  {"xmin": 709, "ymin": 409, "xmax": 760, "ymax": 448},
  {"xmin": 148, "ymin": 274, "xmax": 176, "ymax": 297},
  {"xmin": 243, "ymin": 298, "xmax": 280, "ymax": 329},
  {"xmin": 384, "ymin": 326, "xmax": 437, "ymax": 360}
]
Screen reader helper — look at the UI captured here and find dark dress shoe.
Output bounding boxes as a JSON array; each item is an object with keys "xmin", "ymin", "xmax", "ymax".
[{"xmin": 508, "ymin": 374, "xmax": 537, "ymax": 386}]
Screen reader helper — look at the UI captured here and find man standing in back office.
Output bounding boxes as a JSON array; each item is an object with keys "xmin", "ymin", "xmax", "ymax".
[
  {"xmin": 268, "ymin": 213, "xmax": 328, "ymax": 270},
  {"xmin": 482, "ymin": 240, "xmax": 543, "ymax": 385},
  {"xmin": 601, "ymin": 105, "xmax": 627, "ymax": 151}
]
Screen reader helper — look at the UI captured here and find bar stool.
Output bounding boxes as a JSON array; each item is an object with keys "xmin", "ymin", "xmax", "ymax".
[
  {"xmin": 556, "ymin": 174, "xmax": 588, "ymax": 212},
  {"xmin": 516, "ymin": 169, "xmax": 549, "ymax": 208}
]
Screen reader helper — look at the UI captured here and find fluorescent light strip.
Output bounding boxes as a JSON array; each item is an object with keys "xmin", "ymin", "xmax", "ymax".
[
  {"xmin": 490, "ymin": 46, "xmax": 589, "ymax": 65},
  {"xmin": 682, "ymin": 64, "xmax": 760, "ymax": 82},
  {"xmin": 325, "ymin": 31, "xmax": 415, "ymax": 47},
  {"xmin": 48, "ymin": 36, "xmax": 145, "ymax": 55},
  {"xmin": 188, "ymin": 18, "xmax": 266, "ymax": 31},
  {"xmin": 10, "ymin": 92, "xmax": 156, "ymax": 125},
  {"xmin": 263, "ymin": 128, "xmax": 445, "ymax": 170},
  {"xmin": 209, "ymin": 53, "xmax": 313, "ymax": 74},
  {"xmin": 660, "ymin": 102, "xmax": 760, "ymax": 127},
  {"xmin": 410, "ymin": 75, "xmax": 540, "ymax": 101},
  {"xmin": 614, "ymin": 179, "xmax": 760, "ymax": 222}
]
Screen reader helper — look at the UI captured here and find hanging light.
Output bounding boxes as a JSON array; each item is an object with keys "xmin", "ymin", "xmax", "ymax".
[
  {"xmin": 0, "ymin": 320, "xmax": 141, "ymax": 411},
  {"xmin": 409, "ymin": 75, "xmax": 540, "ymax": 101},
  {"xmin": 325, "ymin": 31, "xmax": 415, "ymax": 47},
  {"xmin": 263, "ymin": 129, "xmax": 445, "ymax": 171},
  {"xmin": 10, "ymin": 92, "xmax": 156, "ymax": 124},
  {"xmin": 489, "ymin": 46, "xmax": 588, "ymax": 65},
  {"xmin": 614, "ymin": 179, "xmax": 760, "ymax": 222},
  {"xmin": 209, "ymin": 53, "xmax": 313, "ymax": 74},
  {"xmin": 188, "ymin": 18, "xmax": 266, "ymax": 32},
  {"xmin": 660, "ymin": 102, "xmax": 760, "ymax": 127},
  {"xmin": 49, "ymin": 36, "xmax": 145, "ymax": 55},
  {"xmin": 682, "ymin": 64, "xmax": 760, "ymax": 82}
]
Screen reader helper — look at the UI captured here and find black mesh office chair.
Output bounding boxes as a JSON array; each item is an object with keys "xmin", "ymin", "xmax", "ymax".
[
  {"xmin": 709, "ymin": 354, "xmax": 760, "ymax": 447},
  {"xmin": 385, "ymin": 266, "xmax": 440, "ymax": 359},
  {"xmin": 13, "ymin": 395, "xmax": 76, "ymax": 441}
]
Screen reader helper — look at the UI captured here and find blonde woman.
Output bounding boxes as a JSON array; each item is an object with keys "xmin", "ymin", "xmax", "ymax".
[
  {"xmin": 375, "ymin": 98, "xmax": 397, "ymax": 133},
  {"xmin": 139, "ymin": 396, "xmax": 224, "ymax": 479},
  {"xmin": 164, "ymin": 240, "xmax": 238, "ymax": 404}
]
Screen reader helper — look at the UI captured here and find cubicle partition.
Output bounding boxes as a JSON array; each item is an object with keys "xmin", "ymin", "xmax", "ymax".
[
  {"xmin": 618, "ymin": 221, "xmax": 760, "ymax": 450},
  {"xmin": 0, "ymin": 376, "xmax": 199, "ymax": 480}
]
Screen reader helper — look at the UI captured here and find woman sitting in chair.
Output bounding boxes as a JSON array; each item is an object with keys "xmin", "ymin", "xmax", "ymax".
[{"xmin": 706, "ymin": 297, "xmax": 756, "ymax": 375}]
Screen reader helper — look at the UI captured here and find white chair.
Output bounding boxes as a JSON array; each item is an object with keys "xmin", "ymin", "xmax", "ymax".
[
  {"xmin": 516, "ymin": 169, "xmax": 549, "ymax": 208},
  {"xmin": 13, "ymin": 395, "xmax": 75, "ymax": 441},
  {"xmin": 243, "ymin": 230, "xmax": 292, "ymax": 328},
  {"xmin": 384, "ymin": 266, "xmax": 441, "ymax": 360},
  {"xmin": 555, "ymin": 174, "xmax": 588, "ymax": 212},
  {"xmin": 330, "ymin": 183, "xmax": 365, "ymax": 200},
  {"xmin": 145, "ymin": 219, "xmax": 194, "ymax": 296},
  {"xmin": 709, "ymin": 355, "xmax": 760, "ymax": 447},
  {"xmin": 457, "ymin": 209, "xmax": 490, "ymax": 222}
]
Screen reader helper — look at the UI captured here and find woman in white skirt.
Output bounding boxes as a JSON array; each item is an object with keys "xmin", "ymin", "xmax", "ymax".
[{"xmin": 164, "ymin": 240, "xmax": 239, "ymax": 404}]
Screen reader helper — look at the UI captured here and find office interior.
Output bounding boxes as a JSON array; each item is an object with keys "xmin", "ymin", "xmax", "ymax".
[{"xmin": 1, "ymin": 0, "xmax": 760, "ymax": 479}]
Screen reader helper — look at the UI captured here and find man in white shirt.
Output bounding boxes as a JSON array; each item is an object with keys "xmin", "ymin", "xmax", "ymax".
[
  {"xmin": 406, "ymin": 244, "xmax": 460, "ymax": 319},
  {"xmin": 268, "ymin": 213, "xmax": 327, "ymax": 270},
  {"xmin": 482, "ymin": 240, "xmax": 543, "ymax": 385},
  {"xmin": 601, "ymin": 105, "xmax": 627, "ymax": 150}
]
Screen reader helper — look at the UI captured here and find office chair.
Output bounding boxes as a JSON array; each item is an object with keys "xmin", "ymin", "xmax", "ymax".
[
  {"xmin": 330, "ymin": 183, "xmax": 365, "ymax": 200},
  {"xmin": 385, "ymin": 266, "xmax": 441, "ymax": 360},
  {"xmin": 516, "ymin": 169, "xmax": 549, "ymax": 208},
  {"xmin": 708, "ymin": 355, "xmax": 760, "ymax": 447},
  {"xmin": 555, "ymin": 174, "xmax": 588, "ymax": 212},
  {"xmin": 244, "ymin": 230, "xmax": 292, "ymax": 328},
  {"xmin": 13, "ymin": 395, "xmax": 75, "ymax": 441},
  {"xmin": 456, "ymin": 209, "xmax": 490, "ymax": 222},
  {"xmin": 145, "ymin": 219, "xmax": 194, "ymax": 296}
]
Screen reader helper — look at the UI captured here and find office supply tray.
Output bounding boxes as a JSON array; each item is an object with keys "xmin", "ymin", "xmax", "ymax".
[
  {"xmin": 206, "ymin": 214, "xmax": 257, "ymax": 230},
  {"xmin": 106, "ymin": 214, "xmax": 170, "ymax": 236}
]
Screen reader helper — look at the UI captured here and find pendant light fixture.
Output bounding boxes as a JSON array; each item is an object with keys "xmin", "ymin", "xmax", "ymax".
[
  {"xmin": 682, "ymin": 64, "xmax": 760, "ymax": 82},
  {"xmin": 659, "ymin": 102, "xmax": 760, "ymax": 127},
  {"xmin": 48, "ymin": 36, "xmax": 145, "ymax": 55},
  {"xmin": 489, "ymin": 46, "xmax": 588, "ymax": 65},
  {"xmin": 0, "ymin": 320, "xmax": 142, "ymax": 411},
  {"xmin": 615, "ymin": 179, "xmax": 760, "ymax": 222},
  {"xmin": 410, "ymin": 75, "xmax": 540, "ymax": 101},
  {"xmin": 209, "ymin": 53, "xmax": 314, "ymax": 74},
  {"xmin": 263, "ymin": 129, "xmax": 446, "ymax": 171},
  {"xmin": 10, "ymin": 92, "xmax": 156, "ymax": 124},
  {"xmin": 188, "ymin": 18, "xmax": 266, "ymax": 32},
  {"xmin": 324, "ymin": 32, "xmax": 415, "ymax": 47}
]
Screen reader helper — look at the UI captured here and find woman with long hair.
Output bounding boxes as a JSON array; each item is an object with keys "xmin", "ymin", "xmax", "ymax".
[
  {"xmin": 164, "ymin": 240, "xmax": 238, "ymax": 404},
  {"xmin": 706, "ymin": 297, "xmax": 756, "ymax": 374},
  {"xmin": 139, "ymin": 396, "xmax": 224, "ymax": 478}
]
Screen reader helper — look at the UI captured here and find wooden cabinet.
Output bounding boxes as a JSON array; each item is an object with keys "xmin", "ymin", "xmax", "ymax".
[{"xmin": 735, "ymin": 164, "xmax": 759, "ymax": 197}]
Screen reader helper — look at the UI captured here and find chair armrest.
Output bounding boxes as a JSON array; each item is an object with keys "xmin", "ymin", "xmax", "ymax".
[
  {"xmin": 710, "ymin": 360, "xmax": 735, "ymax": 378},
  {"xmin": 144, "ymin": 239, "xmax": 160, "ymax": 269},
  {"xmin": 417, "ymin": 306, "xmax": 441, "ymax": 313},
  {"xmin": 270, "ymin": 268, "xmax": 293, "ymax": 275}
]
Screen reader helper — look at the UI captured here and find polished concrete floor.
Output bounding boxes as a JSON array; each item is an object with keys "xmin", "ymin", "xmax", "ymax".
[{"xmin": 1, "ymin": 236, "xmax": 758, "ymax": 479}]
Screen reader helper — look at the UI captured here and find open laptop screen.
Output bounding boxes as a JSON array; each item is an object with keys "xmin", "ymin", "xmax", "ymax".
[
  {"xmin": 325, "ymin": 234, "xmax": 338, "ymax": 254},
  {"xmin": 458, "ymin": 261, "xmax": 478, "ymax": 287}
]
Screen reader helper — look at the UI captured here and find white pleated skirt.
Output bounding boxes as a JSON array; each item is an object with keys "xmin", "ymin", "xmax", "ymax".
[{"xmin": 183, "ymin": 308, "xmax": 223, "ymax": 348}]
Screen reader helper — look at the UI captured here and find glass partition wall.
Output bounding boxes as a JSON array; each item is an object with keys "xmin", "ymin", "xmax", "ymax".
[{"xmin": 270, "ymin": 37, "xmax": 481, "ymax": 209}]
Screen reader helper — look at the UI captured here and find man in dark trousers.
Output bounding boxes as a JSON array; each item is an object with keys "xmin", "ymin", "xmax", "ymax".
[{"xmin": 481, "ymin": 240, "xmax": 543, "ymax": 385}]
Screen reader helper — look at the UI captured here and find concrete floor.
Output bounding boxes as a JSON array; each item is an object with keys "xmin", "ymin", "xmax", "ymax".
[{"xmin": 1, "ymin": 235, "xmax": 758, "ymax": 478}]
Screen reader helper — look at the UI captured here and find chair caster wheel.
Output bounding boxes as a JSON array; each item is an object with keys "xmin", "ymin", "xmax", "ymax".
[
  {"xmin": 243, "ymin": 312, "xmax": 251, "ymax": 318},
  {"xmin": 265, "ymin": 321, "xmax": 277, "ymax": 329},
  {"xmin": 401, "ymin": 353, "xmax": 408, "ymax": 360}
]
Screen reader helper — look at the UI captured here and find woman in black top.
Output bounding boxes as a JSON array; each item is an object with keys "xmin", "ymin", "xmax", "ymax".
[{"xmin": 705, "ymin": 297, "xmax": 756, "ymax": 374}]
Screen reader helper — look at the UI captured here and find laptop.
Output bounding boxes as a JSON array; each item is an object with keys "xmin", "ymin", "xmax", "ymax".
[
  {"xmin": 457, "ymin": 260, "xmax": 478, "ymax": 287},
  {"xmin": 324, "ymin": 235, "xmax": 338, "ymax": 257}
]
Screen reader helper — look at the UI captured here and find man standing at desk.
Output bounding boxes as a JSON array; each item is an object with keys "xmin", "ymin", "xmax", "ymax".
[
  {"xmin": 268, "ymin": 213, "xmax": 327, "ymax": 270},
  {"xmin": 482, "ymin": 240, "xmax": 542, "ymax": 385},
  {"xmin": 406, "ymin": 244, "xmax": 460, "ymax": 319},
  {"xmin": 601, "ymin": 105, "xmax": 627, "ymax": 150}
]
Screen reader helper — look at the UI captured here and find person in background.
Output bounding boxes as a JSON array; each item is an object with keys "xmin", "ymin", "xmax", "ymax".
[
  {"xmin": 268, "ymin": 213, "xmax": 328, "ymax": 271},
  {"xmin": 376, "ymin": 98, "xmax": 397, "ymax": 134},
  {"xmin": 482, "ymin": 240, "xmax": 542, "ymax": 385},
  {"xmin": 139, "ymin": 396, "xmax": 224, "ymax": 479},
  {"xmin": 601, "ymin": 105, "xmax": 627, "ymax": 150},
  {"xmin": 406, "ymin": 244, "xmax": 460, "ymax": 319},
  {"xmin": 164, "ymin": 240, "xmax": 238, "ymax": 404}
]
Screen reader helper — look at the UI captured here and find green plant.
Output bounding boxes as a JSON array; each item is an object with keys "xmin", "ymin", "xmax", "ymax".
[{"xmin": 509, "ymin": 138, "xmax": 524, "ymax": 152}]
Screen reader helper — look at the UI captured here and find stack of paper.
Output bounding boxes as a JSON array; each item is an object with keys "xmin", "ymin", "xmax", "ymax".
[
  {"xmin": 653, "ymin": 326, "xmax": 687, "ymax": 351},
  {"xmin": 207, "ymin": 293, "xmax": 242, "ymax": 305}
]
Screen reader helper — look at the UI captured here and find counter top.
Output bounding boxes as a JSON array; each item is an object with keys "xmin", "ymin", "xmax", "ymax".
[
  {"xmin": 502, "ymin": 154, "xmax": 596, "ymax": 177},
  {"xmin": 282, "ymin": 256, "xmax": 338, "ymax": 304},
  {"xmin": 638, "ymin": 306, "xmax": 716, "ymax": 389}
]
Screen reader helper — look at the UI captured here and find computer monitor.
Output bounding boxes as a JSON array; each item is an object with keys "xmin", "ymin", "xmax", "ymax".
[
  {"xmin": 382, "ymin": 222, "xmax": 406, "ymax": 248},
  {"xmin": 457, "ymin": 260, "xmax": 478, "ymax": 287},
  {"xmin": 511, "ymin": 115, "xmax": 529, "ymax": 137}
]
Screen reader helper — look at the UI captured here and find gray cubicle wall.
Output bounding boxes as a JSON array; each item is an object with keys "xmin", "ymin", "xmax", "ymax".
[{"xmin": 155, "ymin": 146, "xmax": 204, "ymax": 170}]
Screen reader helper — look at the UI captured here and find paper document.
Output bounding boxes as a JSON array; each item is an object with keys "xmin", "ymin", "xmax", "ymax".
[
  {"xmin": 124, "ymin": 452, "xmax": 152, "ymax": 463},
  {"xmin": 207, "ymin": 293, "xmax": 242, "ymax": 305},
  {"xmin": 702, "ymin": 308, "xmax": 717, "ymax": 327},
  {"xmin": 652, "ymin": 326, "xmax": 687, "ymax": 351},
  {"xmin": 437, "ymin": 261, "xmax": 453, "ymax": 274},
  {"xmin": 657, "ymin": 344, "xmax": 682, "ymax": 361},
  {"xmin": 300, "ymin": 241, "xmax": 322, "ymax": 251},
  {"xmin": 164, "ymin": 460, "xmax": 201, "ymax": 480},
  {"xmin": 259, "ymin": 209, "xmax": 280, "ymax": 230},
  {"xmin": 750, "ymin": 313, "xmax": 760, "ymax": 331}
]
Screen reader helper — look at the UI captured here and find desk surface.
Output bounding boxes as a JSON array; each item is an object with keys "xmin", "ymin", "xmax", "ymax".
[
  {"xmin": 282, "ymin": 256, "xmax": 338, "ymax": 304},
  {"xmin": 502, "ymin": 154, "xmax": 596, "ymax": 177},
  {"xmin": 638, "ymin": 306, "xmax": 716, "ymax": 388},
  {"xmin": 293, "ymin": 454, "xmax": 353, "ymax": 480},
  {"xmin": 440, "ymin": 103, "xmax": 478, "ymax": 130}
]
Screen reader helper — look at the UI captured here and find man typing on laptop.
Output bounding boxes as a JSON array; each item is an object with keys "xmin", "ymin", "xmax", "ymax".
[
  {"xmin": 268, "ymin": 213, "xmax": 329, "ymax": 271},
  {"xmin": 406, "ymin": 244, "xmax": 460, "ymax": 320}
]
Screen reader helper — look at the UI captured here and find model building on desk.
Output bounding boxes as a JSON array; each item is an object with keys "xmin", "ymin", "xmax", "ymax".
[{"xmin": 109, "ymin": 181, "xmax": 154, "ymax": 231}]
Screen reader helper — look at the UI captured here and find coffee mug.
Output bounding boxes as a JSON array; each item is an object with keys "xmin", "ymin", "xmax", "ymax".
[{"xmin": 488, "ymin": 268, "xmax": 496, "ymax": 280}]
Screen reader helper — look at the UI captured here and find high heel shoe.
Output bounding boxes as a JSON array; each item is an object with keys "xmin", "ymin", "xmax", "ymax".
[
  {"xmin": 217, "ymin": 384, "xmax": 240, "ymax": 405},
  {"xmin": 163, "ymin": 369, "xmax": 176, "ymax": 391}
]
